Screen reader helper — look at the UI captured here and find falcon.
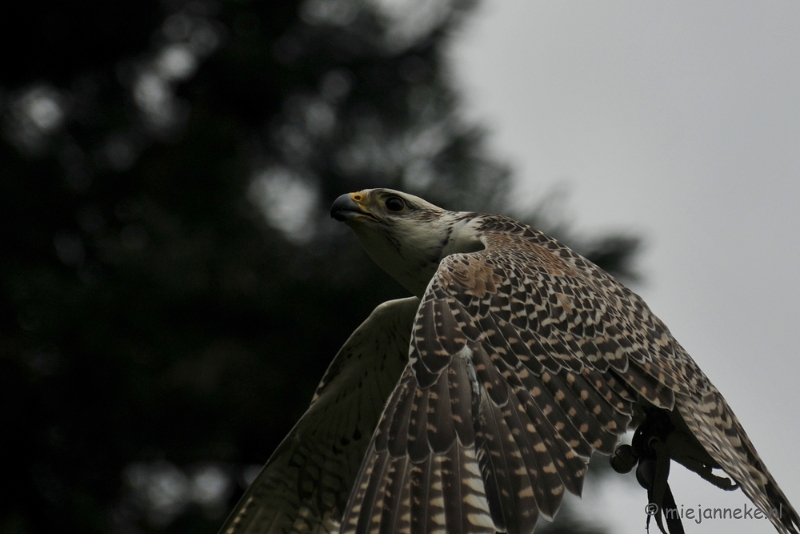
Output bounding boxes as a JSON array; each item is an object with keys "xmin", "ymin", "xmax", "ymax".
[{"xmin": 219, "ymin": 188, "xmax": 799, "ymax": 534}]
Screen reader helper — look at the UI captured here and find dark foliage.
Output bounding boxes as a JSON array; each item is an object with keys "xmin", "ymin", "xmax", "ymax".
[{"xmin": 0, "ymin": 1, "xmax": 638, "ymax": 533}]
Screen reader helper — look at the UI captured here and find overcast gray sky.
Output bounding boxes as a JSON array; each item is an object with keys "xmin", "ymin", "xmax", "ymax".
[{"xmin": 449, "ymin": 2, "xmax": 800, "ymax": 533}]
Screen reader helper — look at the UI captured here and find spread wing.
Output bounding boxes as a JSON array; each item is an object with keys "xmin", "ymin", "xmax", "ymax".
[
  {"xmin": 219, "ymin": 297, "xmax": 420, "ymax": 534},
  {"xmin": 340, "ymin": 222, "xmax": 798, "ymax": 534}
]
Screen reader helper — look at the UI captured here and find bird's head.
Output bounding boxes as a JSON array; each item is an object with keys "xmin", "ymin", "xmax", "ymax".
[{"xmin": 331, "ymin": 188, "xmax": 485, "ymax": 297}]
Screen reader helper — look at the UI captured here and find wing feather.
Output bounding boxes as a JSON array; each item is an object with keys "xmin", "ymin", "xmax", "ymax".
[
  {"xmin": 512, "ymin": 386, "xmax": 587, "ymax": 497},
  {"xmin": 515, "ymin": 369, "xmax": 593, "ymax": 460},
  {"xmin": 407, "ymin": 387, "xmax": 431, "ymax": 462},
  {"xmin": 408, "ymin": 455, "xmax": 433, "ymax": 533},
  {"xmin": 447, "ymin": 357, "xmax": 476, "ymax": 446},
  {"xmin": 477, "ymin": 380, "xmax": 539, "ymax": 534},
  {"xmin": 427, "ymin": 365, "xmax": 456, "ymax": 453},
  {"xmin": 377, "ymin": 455, "xmax": 409, "ymax": 533},
  {"xmin": 501, "ymin": 382, "xmax": 563, "ymax": 520},
  {"xmin": 218, "ymin": 297, "xmax": 419, "ymax": 534},
  {"xmin": 359, "ymin": 450, "xmax": 391, "ymax": 534}
]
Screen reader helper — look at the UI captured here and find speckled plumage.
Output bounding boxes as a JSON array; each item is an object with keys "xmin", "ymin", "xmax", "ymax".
[{"xmin": 220, "ymin": 189, "xmax": 799, "ymax": 534}]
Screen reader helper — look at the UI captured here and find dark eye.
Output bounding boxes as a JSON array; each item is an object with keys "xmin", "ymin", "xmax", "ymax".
[{"xmin": 385, "ymin": 196, "xmax": 405, "ymax": 212}]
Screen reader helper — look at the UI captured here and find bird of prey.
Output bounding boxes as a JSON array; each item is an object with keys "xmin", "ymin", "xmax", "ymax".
[{"xmin": 219, "ymin": 188, "xmax": 799, "ymax": 534}]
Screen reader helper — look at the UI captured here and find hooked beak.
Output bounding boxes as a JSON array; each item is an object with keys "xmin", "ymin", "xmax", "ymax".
[{"xmin": 330, "ymin": 193, "xmax": 372, "ymax": 222}]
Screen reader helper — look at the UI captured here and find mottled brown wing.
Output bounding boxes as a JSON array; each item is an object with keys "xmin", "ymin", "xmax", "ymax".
[
  {"xmin": 219, "ymin": 297, "xmax": 419, "ymax": 534},
  {"xmin": 340, "ymin": 228, "xmax": 692, "ymax": 534},
  {"xmin": 481, "ymin": 224, "xmax": 800, "ymax": 534},
  {"xmin": 482, "ymin": 223, "xmax": 800, "ymax": 534}
]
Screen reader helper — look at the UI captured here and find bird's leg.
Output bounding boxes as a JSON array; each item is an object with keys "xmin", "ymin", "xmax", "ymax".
[
  {"xmin": 634, "ymin": 436, "xmax": 684, "ymax": 534},
  {"xmin": 649, "ymin": 439, "xmax": 672, "ymax": 534},
  {"xmin": 614, "ymin": 407, "xmax": 746, "ymax": 534},
  {"xmin": 671, "ymin": 454, "xmax": 738, "ymax": 491},
  {"xmin": 613, "ymin": 409, "xmax": 686, "ymax": 534},
  {"xmin": 664, "ymin": 432, "xmax": 739, "ymax": 491},
  {"xmin": 614, "ymin": 408, "xmax": 743, "ymax": 534}
]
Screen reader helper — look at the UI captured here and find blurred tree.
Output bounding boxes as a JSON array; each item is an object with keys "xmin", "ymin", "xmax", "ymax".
[{"xmin": 0, "ymin": 1, "xmax": 639, "ymax": 533}]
